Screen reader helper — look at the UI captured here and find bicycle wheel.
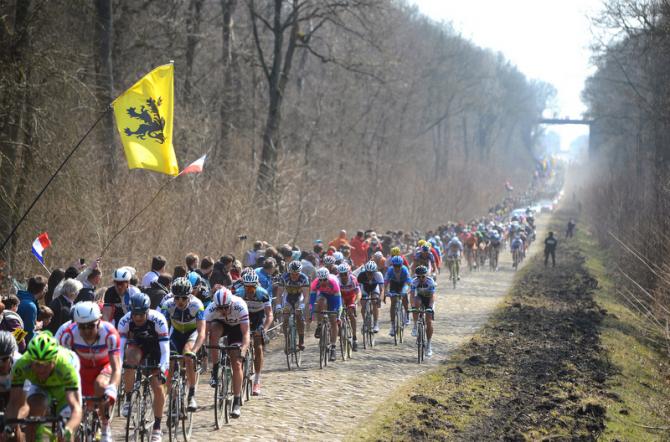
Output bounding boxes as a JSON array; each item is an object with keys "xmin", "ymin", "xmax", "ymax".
[
  {"xmin": 339, "ymin": 320, "xmax": 346, "ymax": 361},
  {"xmin": 345, "ymin": 319, "xmax": 353, "ymax": 359},
  {"xmin": 124, "ymin": 390, "xmax": 140, "ymax": 442},
  {"xmin": 213, "ymin": 362, "xmax": 226, "ymax": 429},
  {"xmin": 140, "ymin": 384, "xmax": 153, "ymax": 442},
  {"xmin": 417, "ymin": 321, "xmax": 425, "ymax": 364},
  {"xmin": 167, "ymin": 379, "xmax": 180, "ymax": 441},
  {"xmin": 395, "ymin": 303, "xmax": 404, "ymax": 344},
  {"xmin": 184, "ymin": 369, "xmax": 198, "ymax": 440},
  {"xmin": 284, "ymin": 324, "xmax": 292, "ymax": 371}
]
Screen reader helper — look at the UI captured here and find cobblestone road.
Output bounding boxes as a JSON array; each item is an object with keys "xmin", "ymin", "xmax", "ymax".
[{"xmin": 113, "ymin": 219, "xmax": 546, "ymax": 441}]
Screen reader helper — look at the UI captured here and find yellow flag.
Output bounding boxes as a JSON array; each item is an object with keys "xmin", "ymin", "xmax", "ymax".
[{"xmin": 112, "ymin": 64, "xmax": 178, "ymax": 176}]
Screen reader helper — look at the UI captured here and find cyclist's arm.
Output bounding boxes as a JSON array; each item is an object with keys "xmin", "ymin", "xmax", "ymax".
[
  {"xmin": 239, "ymin": 322, "xmax": 250, "ymax": 356},
  {"xmin": 193, "ymin": 318, "xmax": 206, "ymax": 353},
  {"xmin": 64, "ymin": 389, "xmax": 83, "ymax": 436},
  {"xmin": 107, "ymin": 351, "xmax": 121, "ymax": 401},
  {"xmin": 159, "ymin": 338, "xmax": 170, "ymax": 373},
  {"xmin": 262, "ymin": 304, "xmax": 273, "ymax": 332},
  {"xmin": 5, "ymin": 386, "xmax": 25, "ymax": 420}
]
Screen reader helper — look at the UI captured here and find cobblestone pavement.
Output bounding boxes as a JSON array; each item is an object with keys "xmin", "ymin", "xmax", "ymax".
[{"xmin": 113, "ymin": 220, "xmax": 547, "ymax": 441}]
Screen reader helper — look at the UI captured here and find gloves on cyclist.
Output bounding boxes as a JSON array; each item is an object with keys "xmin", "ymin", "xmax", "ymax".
[
  {"xmin": 159, "ymin": 371, "xmax": 168, "ymax": 384},
  {"xmin": 104, "ymin": 384, "xmax": 118, "ymax": 404}
]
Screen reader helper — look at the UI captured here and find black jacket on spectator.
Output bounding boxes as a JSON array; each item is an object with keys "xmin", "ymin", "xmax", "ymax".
[
  {"xmin": 146, "ymin": 281, "xmax": 169, "ymax": 309},
  {"xmin": 75, "ymin": 287, "xmax": 96, "ymax": 304},
  {"xmin": 47, "ymin": 295, "xmax": 73, "ymax": 335}
]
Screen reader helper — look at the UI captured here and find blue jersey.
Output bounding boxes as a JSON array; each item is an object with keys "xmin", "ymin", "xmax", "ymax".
[
  {"xmin": 236, "ymin": 285, "xmax": 271, "ymax": 313},
  {"xmin": 160, "ymin": 295, "xmax": 205, "ymax": 334},
  {"xmin": 410, "ymin": 276, "xmax": 436, "ymax": 297},
  {"xmin": 384, "ymin": 266, "xmax": 411, "ymax": 284},
  {"xmin": 255, "ymin": 268, "xmax": 275, "ymax": 300}
]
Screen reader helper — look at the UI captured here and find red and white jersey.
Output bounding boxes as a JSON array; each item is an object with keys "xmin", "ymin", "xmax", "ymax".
[{"xmin": 59, "ymin": 320, "xmax": 121, "ymax": 370}]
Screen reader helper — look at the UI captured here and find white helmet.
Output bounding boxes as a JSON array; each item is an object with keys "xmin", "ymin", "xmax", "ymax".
[
  {"xmin": 113, "ymin": 268, "xmax": 132, "ymax": 282},
  {"xmin": 73, "ymin": 302, "xmax": 102, "ymax": 324},
  {"xmin": 364, "ymin": 261, "xmax": 378, "ymax": 272},
  {"xmin": 316, "ymin": 267, "xmax": 330, "ymax": 280}
]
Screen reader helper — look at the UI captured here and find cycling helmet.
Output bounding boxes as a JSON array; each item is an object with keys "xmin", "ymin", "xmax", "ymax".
[
  {"xmin": 316, "ymin": 267, "xmax": 330, "ymax": 280},
  {"xmin": 336, "ymin": 263, "xmax": 350, "ymax": 274},
  {"xmin": 0, "ymin": 331, "xmax": 17, "ymax": 357},
  {"xmin": 415, "ymin": 265, "xmax": 428, "ymax": 276},
  {"xmin": 390, "ymin": 247, "xmax": 401, "ymax": 256},
  {"xmin": 421, "ymin": 244, "xmax": 431, "ymax": 252},
  {"xmin": 113, "ymin": 268, "xmax": 132, "ymax": 282},
  {"xmin": 129, "ymin": 293, "xmax": 150, "ymax": 313},
  {"xmin": 27, "ymin": 332, "xmax": 59, "ymax": 361},
  {"xmin": 417, "ymin": 240, "xmax": 426, "ymax": 247},
  {"xmin": 390, "ymin": 256, "xmax": 404, "ymax": 266},
  {"xmin": 172, "ymin": 277, "xmax": 192, "ymax": 297},
  {"xmin": 240, "ymin": 267, "xmax": 254, "ymax": 277},
  {"xmin": 72, "ymin": 302, "xmax": 102, "ymax": 324},
  {"xmin": 364, "ymin": 261, "xmax": 378, "ymax": 272},
  {"xmin": 288, "ymin": 260, "xmax": 303, "ymax": 273},
  {"xmin": 213, "ymin": 288, "xmax": 233, "ymax": 307},
  {"xmin": 332, "ymin": 252, "xmax": 344, "ymax": 263},
  {"xmin": 187, "ymin": 271, "xmax": 202, "ymax": 288},
  {"xmin": 323, "ymin": 255, "xmax": 336, "ymax": 266},
  {"xmin": 242, "ymin": 271, "xmax": 259, "ymax": 286}
]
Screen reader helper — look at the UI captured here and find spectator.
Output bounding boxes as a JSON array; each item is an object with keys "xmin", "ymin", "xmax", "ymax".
[
  {"xmin": 37, "ymin": 305, "xmax": 54, "ymax": 331},
  {"xmin": 244, "ymin": 241, "xmax": 264, "ymax": 267},
  {"xmin": 48, "ymin": 278, "xmax": 81, "ymax": 335},
  {"xmin": 255, "ymin": 258, "xmax": 277, "ymax": 304},
  {"xmin": 173, "ymin": 265, "xmax": 187, "ymax": 279},
  {"xmin": 147, "ymin": 273, "xmax": 172, "ymax": 309},
  {"xmin": 17, "ymin": 275, "xmax": 47, "ymax": 343},
  {"xmin": 566, "ymin": 219, "xmax": 576, "ymax": 238},
  {"xmin": 185, "ymin": 253, "xmax": 199, "ymax": 272},
  {"xmin": 544, "ymin": 231, "xmax": 558, "ymax": 268},
  {"xmin": 198, "ymin": 256, "xmax": 214, "ymax": 284},
  {"xmin": 141, "ymin": 255, "xmax": 167, "ymax": 288},
  {"xmin": 76, "ymin": 268, "xmax": 101, "ymax": 303},
  {"xmin": 350, "ymin": 231, "xmax": 368, "ymax": 267},
  {"xmin": 328, "ymin": 230, "xmax": 350, "ymax": 250},
  {"xmin": 300, "ymin": 252, "xmax": 317, "ymax": 281},
  {"xmin": 45, "ymin": 268, "xmax": 65, "ymax": 306},
  {"xmin": 210, "ymin": 257, "xmax": 233, "ymax": 289},
  {"xmin": 0, "ymin": 295, "xmax": 25, "ymax": 351}
]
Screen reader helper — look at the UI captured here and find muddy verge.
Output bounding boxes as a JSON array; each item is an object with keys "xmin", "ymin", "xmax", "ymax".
[{"xmin": 379, "ymin": 243, "xmax": 613, "ymax": 441}]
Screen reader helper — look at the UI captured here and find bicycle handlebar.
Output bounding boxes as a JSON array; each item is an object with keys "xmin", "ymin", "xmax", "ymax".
[
  {"xmin": 122, "ymin": 363, "xmax": 161, "ymax": 371},
  {"xmin": 205, "ymin": 344, "xmax": 242, "ymax": 351}
]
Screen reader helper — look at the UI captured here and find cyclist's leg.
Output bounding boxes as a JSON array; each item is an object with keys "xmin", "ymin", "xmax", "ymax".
[
  {"xmin": 207, "ymin": 321, "xmax": 223, "ymax": 368},
  {"xmin": 250, "ymin": 312, "xmax": 265, "ymax": 376},
  {"xmin": 389, "ymin": 294, "xmax": 397, "ymax": 323},
  {"xmin": 182, "ymin": 332, "xmax": 198, "ymax": 388},
  {"xmin": 93, "ymin": 365, "xmax": 113, "ymax": 425},
  {"xmin": 371, "ymin": 291, "xmax": 380, "ymax": 327},
  {"xmin": 224, "ymin": 325, "xmax": 244, "ymax": 398},
  {"xmin": 327, "ymin": 295, "xmax": 341, "ymax": 346},
  {"xmin": 425, "ymin": 295, "xmax": 435, "ymax": 341},
  {"xmin": 347, "ymin": 305, "xmax": 357, "ymax": 340},
  {"xmin": 147, "ymin": 348, "xmax": 165, "ymax": 429},
  {"xmin": 25, "ymin": 387, "xmax": 50, "ymax": 441},
  {"xmin": 123, "ymin": 344, "xmax": 142, "ymax": 397}
]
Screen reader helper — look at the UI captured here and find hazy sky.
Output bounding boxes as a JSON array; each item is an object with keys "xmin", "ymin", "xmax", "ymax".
[{"xmin": 409, "ymin": 0, "xmax": 605, "ymax": 148}]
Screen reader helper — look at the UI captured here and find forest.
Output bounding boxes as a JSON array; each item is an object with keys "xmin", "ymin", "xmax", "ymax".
[{"xmin": 0, "ymin": 0, "xmax": 553, "ymax": 272}]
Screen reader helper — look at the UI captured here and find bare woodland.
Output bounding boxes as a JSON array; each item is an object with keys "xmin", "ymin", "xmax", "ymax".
[
  {"xmin": 0, "ymin": 0, "xmax": 552, "ymax": 274},
  {"xmin": 584, "ymin": 0, "xmax": 670, "ymax": 352}
]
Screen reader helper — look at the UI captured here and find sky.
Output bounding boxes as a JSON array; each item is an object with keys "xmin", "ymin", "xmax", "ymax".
[{"xmin": 409, "ymin": 0, "xmax": 605, "ymax": 151}]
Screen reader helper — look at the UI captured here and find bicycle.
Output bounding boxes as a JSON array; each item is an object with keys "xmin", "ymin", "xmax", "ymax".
[
  {"xmin": 409, "ymin": 306, "xmax": 433, "ymax": 364},
  {"xmin": 360, "ymin": 295, "xmax": 376, "ymax": 350},
  {"xmin": 489, "ymin": 244, "xmax": 499, "ymax": 271},
  {"xmin": 123, "ymin": 363, "xmax": 161, "ymax": 442},
  {"xmin": 283, "ymin": 309, "xmax": 302, "ymax": 370},
  {"xmin": 512, "ymin": 248, "xmax": 522, "ymax": 270},
  {"xmin": 389, "ymin": 293, "xmax": 406, "ymax": 345},
  {"xmin": 316, "ymin": 309, "xmax": 340, "ymax": 369},
  {"xmin": 339, "ymin": 308, "xmax": 353, "ymax": 360},
  {"xmin": 205, "ymin": 341, "xmax": 240, "ymax": 429},
  {"xmin": 1, "ymin": 406, "xmax": 67, "ymax": 442},
  {"xmin": 241, "ymin": 339, "xmax": 255, "ymax": 403},
  {"xmin": 167, "ymin": 353, "xmax": 198, "ymax": 441},
  {"xmin": 78, "ymin": 396, "xmax": 108, "ymax": 442}
]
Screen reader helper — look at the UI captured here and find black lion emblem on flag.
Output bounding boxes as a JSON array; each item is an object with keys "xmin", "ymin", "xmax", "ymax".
[{"xmin": 124, "ymin": 97, "xmax": 165, "ymax": 144}]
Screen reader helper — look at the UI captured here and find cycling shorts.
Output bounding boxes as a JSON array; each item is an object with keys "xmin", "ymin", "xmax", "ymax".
[
  {"xmin": 249, "ymin": 310, "xmax": 266, "ymax": 332},
  {"xmin": 341, "ymin": 291, "xmax": 357, "ymax": 308},
  {"xmin": 387, "ymin": 280, "xmax": 409, "ymax": 296},
  {"xmin": 282, "ymin": 293, "xmax": 304, "ymax": 312},
  {"xmin": 210, "ymin": 320, "xmax": 244, "ymax": 346},
  {"xmin": 27, "ymin": 384, "xmax": 82, "ymax": 417},
  {"xmin": 80, "ymin": 363, "xmax": 112, "ymax": 396},
  {"xmin": 127, "ymin": 340, "xmax": 161, "ymax": 367},
  {"xmin": 317, "ymin": 293, "xmax": 342, "ymax": 312},
  {"xmin": 170, "ymin": 329, "xmax": 198, "ymax": 354},
  {"xmin": 414, "ymin": 294, "xmax": 435, "ymax": 316}
]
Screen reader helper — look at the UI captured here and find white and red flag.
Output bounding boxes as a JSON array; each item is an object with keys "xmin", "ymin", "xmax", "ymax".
[
  {"xmin": 31, "ymin": 232, "xmax": 52, "ymax": 265},
  {"xmin": 179, "ymin": 154, "xmax": 207, "ymax": 175}
]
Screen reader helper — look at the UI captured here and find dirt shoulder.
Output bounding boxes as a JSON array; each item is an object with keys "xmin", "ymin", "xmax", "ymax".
[{"xmin": 354, "ymin": 209, "xmax": 670, "ymax": 441}]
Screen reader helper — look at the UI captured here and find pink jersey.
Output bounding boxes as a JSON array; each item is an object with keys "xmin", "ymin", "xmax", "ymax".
[
  {"xmin": 60, "ymin": 320, "xmax": 121, "ymax": 370},
  {"xmin": 310, "ymin": 274, "xmax": 341, "ymax": 296}
]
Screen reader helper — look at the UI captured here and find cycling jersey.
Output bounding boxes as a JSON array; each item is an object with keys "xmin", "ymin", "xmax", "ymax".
[
  {"xmin": 118, "ymin": 309, "xmax": 170, "ymax": 372},
  {"xmin": 279, "ymin": 272, "xmax": 310, "ymax": 296},
  {"xmin": 413, "ymin": 251, "xmax": 435, "ymax": 269},
  {"xmin": 446, "ymin": 238, "xmax": 464, "ymax": 258},
  {"xmin": 160, "ymin": 295, "xmax": 205, "ymax": 334},
  {"xmin": 237, "ymin": 286, "xmax": 271, "ymax": 331},
  {"xmin": 11, "ymin": 347, "xmax": 80, "ymax": 411},
  {"xmin": 384, "ymin": 266, "xmax": 411, "ymax": 295},
  {"xmin": 254, "ymin": 268, "xmax": 275, "ymax": 300},
  {"xmin": 511, "ymin": 238, "xmax": 524, "ymax": 251},
  {"xmin": 338, "ymin": 274, "xmax": 360, "ymax": 306},
  {"xmin": 410, "ymin": 276, "xmax": 436, "ymax": 297},
  {"xmin": 204, "ymin": 293, "xmax": 250, "ymax": 326},
  {"xmin": 356, "ymin": 271, "xmax": 384, "ymax": 296},
  {"xmin": 310, "ymin": 275, "xmax": 341, "ymax": 297}
]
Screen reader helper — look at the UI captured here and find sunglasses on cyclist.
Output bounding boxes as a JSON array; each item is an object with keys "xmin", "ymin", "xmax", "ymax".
[
  {"xmin": 0, "ymin": 355, "xmax": 12, "ymax": 363},
  {"xmin": 417, "ymin": 275, "xmax": 427, "ymax": 278},
  {"xmin": 78, "ymin": 321, "xmax": 99, "ymax": 330},
  {"xmin": 174, "ymin": 296, "xmax": 189, "ymax": 301},
  {"xmin": 216, "ymin": 304, "xmax": 231, "ymax": 311}
]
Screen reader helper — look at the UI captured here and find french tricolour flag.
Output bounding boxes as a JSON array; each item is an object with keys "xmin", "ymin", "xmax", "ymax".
[
  {"xmin": 179, "ymin": 154, "xmax": 207, "ymax": 176},
  {"xmin": 31, "ymin": 232, "xmax": 52, "ymax": 265}
]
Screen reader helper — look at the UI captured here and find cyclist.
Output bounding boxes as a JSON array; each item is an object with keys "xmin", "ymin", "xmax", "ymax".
[
  {"xmin": 279, "ymin": 261, "xmax": 309, "ymax": 351},
  {"xmin": 59, "ymin": 302, "xmax": 120, "ymax": 442},
  {"xmin": 336, "ymin": 263, "xmax": 361, "ymax": 351},
  {"xmin": 389, "ymin": 246, "xmax": 410, "ymax": 268},
  {"xmin": 0, "ymin": 331, "xmax": 20, "ymax": 409},
  {"xmin": 488, "ymin": 228, "xmax": 502, "ymax": 271},
  {"xmin": 371, "ymin": 251, "xmax": 387, "ymax": 274},
  {"xmin": 119, "ymin": 293, "xmax": 170, "ymax": 442},
  {"xmin": 511, "ymin": 234, "xmax": 524, "ymax": 268},
  {"xmin": 412, "ymin": 243, "xmax": 436, "ymax": 277},
  {"xmin": 205, "ymin": 288, "xmax": 250, "ymax": 418},
  {"xmin": 384, "ymin": 255, "xmax": 411, "ymax": 337},
  {"xmin": 160, "ymin": 277, "xmax": 206, "ymax": 411},
  {"xmin": 357, "ymin": 261, "xmax": 385, "ymax": 334},
  {"xmin": 6, "ymin": 332, "xmax": 82, "ymax": 442},
  {"xmin": 236, "ymin": 271, "xmax": 272, "ymax": 396},
  {"xmin": 322, "ymin": 255, "xmax": 337, "ymax": 275},
  {"xmin": 445, "ymin": 235, "xmax": 464, "ymax": 280},
  {"xmin": 410, "ymin": 265, "xmax": 436, "ymax": 357},
  {"xmin": 311, "ymin": 267, "xmax": 342, "ymax": 362}
]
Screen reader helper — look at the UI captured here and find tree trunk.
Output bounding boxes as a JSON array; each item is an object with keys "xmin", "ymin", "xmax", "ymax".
[
  {"xmin": 216, "ymin": 0, "xmax": 237, "ymax": 170},
  {"xmin": 94, "ymin": 0, "xmax": 115, "ymax": 185},
  {"xmin": 184, "ymin": 0, "xmax": 205, "ymax": 99}
]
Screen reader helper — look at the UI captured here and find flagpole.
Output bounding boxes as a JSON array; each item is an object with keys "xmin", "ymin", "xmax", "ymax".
[
  {"xmin": 36, "ymin": 260, "xmax": 51, "ymax": 276},
  {"xmin": 100, "ymin": 175, "xmax": 178, "ymax": 257},
  {"xmin": 0, "ymin": 109, "xmax": 111, "ymax": 252}
]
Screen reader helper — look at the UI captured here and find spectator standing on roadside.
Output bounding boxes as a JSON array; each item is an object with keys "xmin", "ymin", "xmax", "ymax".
[
  {"xmin": 47, "ymin": 278, "xmax": 81, "ymax": 334},
  {"xmin": 350, "ymin": 231, "xmax": 368, "ymax": 267},
  {"xmin": 544, "ymin": 232, "xmax": 558, "ymax": 268},
  {"xmin": 566, "ymin": 219, "xmax": 576, "ymax": 238},
  {"xmin": 17, "ymin": 275, "xmax": 47, "ymax": 343},
  {"xmin": 329, "ymin": 230, "xmax": 350, "ymax": 251},
  {"xmin": 141, "ymin": 255, "xmax": 167, "ymax": 289},
  {"xmin": 0, "ymin": 295, "xmax": 26, "ymax": 351},
  {"xmin": 244, "ymin": 241, "xmax": 264, "ymax": 267}
]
